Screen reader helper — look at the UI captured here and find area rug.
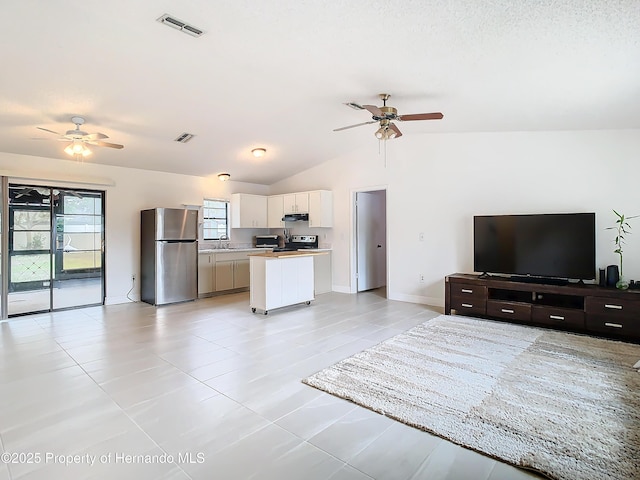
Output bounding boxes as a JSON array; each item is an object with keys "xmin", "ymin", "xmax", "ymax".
[{"xmin": 302, "ymin": 315, "xmax": 640, "ymax": 480}]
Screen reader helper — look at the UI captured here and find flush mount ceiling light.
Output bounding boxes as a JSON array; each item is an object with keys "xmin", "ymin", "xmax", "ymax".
[
  {"xmin": 251, "ymin": 148, "xmax": 266, "ymax": 158},
  {"xmin": 218, "ymin": 173, "xmax": 231, "ymax": 181},
  {"xmin": 64, "ymin": 139, "xmax": 92, "ymax": 158}
]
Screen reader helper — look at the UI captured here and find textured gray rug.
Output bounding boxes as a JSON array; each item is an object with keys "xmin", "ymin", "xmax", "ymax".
[{"xmin": 303, "ymin": 315, "xmax": 640, "ymax": 480}]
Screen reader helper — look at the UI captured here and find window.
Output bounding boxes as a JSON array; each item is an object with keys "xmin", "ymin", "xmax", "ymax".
[{"xmin": 203, "ymin": 199, "xmax": 229, "ymax": 240}]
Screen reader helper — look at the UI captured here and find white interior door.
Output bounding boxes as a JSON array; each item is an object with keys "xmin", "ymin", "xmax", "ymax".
[{"xmin": 356, "ymin": 190, "xmax": 387, "ymax": 292}]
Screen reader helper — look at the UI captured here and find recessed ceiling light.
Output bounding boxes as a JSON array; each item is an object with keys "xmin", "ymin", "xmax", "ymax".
[{"xmin": 251, "ymin": 148, "xmax": 266, "ymax": 158}]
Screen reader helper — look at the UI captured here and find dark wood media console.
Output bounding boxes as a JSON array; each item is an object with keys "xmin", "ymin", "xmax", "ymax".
[{"xmin": 445, "ymin": 273, "xmax": 640, "ymax": 342}]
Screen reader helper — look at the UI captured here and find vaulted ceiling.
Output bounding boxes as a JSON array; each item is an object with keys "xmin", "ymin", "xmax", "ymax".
[{"xmin": 1, "ymin": 1, "xmax": 639, "ymax": 184}]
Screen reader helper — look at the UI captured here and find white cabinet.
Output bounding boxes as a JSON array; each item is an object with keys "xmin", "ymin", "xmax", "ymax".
[
  {"xmin": 230, "ymin": 193, "xmax": 267, "ymax": 228},
  {"xmin": 308, "ymin": 190, "xmax": 333, "ymax": 228},
  {"xmin": 234, "ymin": 259, "xmax": 250, "ymax": 288},
  {"xmin": 215, "ymin": 252, "xmax": 251, "ymax": 291},
  {"xmin": 215, "ymin": 261, "xmax": 234, "ymax": 291},
  {"xmin": 267, "ymin": 195, "xmax": 285, "ymax": 228},
  {"xmin": 313, "ymin": 251, "xmax": 332, "ymax": 294},
  {"xmin": 283, "ymin": 193, "xmax": 309, "ymax": 214},
  {"xmin": 198, "ymin": 252, "xmax": 215, "ymax": 295},
  {"xmin": 250, "ymin": 255, "xmax": 315, "ymax": 314}
]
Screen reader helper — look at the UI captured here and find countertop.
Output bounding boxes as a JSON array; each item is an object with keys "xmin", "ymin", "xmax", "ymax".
[
  {"xmin": 198, "ymin": 247, "xmax": 332, "ymax": 254},
  {"xmin": 198, "ymin": 248, "xmax": 270, "ymax": 253},
  {"xmin": 248, "ymin": 250, "xmax": 329, "ymax": 258}
]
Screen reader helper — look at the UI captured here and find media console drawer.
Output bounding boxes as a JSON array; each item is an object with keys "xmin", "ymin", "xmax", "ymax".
[
  {"xmin": 449, "ymin": 295, "xmax": 486, "ymax": 316},
  {"xmin": 486, "ymin": 300, "xmax": 531, "ymax": 321},
  {"xmin": 585, "ymin": 296, "xmax": 640, "ymax": 318},
  {"xmin": 532, "ymin": 306, "xmax": 585, "ymax": 329},
  {"xmin": 449, "ymin": 284, "xmax": 487, "ymax": 299},
  {"xmin": 585, "ymin": 315, "xmax": 640, "ymax": 337}
]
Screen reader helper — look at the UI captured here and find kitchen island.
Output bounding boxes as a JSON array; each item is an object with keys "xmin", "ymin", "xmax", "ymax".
[{"xmin": 249, "ymin": 250, "xmax": 328, "ymax": 314}]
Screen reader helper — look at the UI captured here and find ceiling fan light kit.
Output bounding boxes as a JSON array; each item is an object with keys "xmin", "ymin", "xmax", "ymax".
[
  {"xmin": 334, "ymin": 93, "xmax": 443, "ymax": 140},
  {"xmin": 64, "ymin": 139, "xmax": 91, "ymax": 158},
  {"xmin": 36, "ymin": 116, "xmax": 124, "ymax": 161}
]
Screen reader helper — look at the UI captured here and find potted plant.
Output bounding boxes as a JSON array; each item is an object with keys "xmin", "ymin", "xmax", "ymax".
[{"xmin": 607, "ymin": 210, "xmax": 638, "ymax": 290}]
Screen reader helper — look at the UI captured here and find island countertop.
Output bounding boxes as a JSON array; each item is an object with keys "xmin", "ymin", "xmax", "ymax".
[{"xmin": 248, "ymin": 250, "xmax": 329, "ymax": 259}]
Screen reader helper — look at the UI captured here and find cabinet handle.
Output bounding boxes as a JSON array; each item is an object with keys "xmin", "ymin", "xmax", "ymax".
[
  {"xmin": 604, "ymin": 322, "xmax": 623, "ymax": 328},
  {"xmin": 549, "ymin": 315, "xmax": 565, "ymax": 321},
  {"xmin": 501, "ymin": 308, "xmax": 514, "ymax": 314},
  {"xmin": 604, "ymin": 304, "xmax": 623, "ymax": 310},
  {"xmin": 461, "ymin": 303, "xmax": 473, "ymax": 308},
  {"xmin": 461, "ymin": 289, "xmax": 473, "ymax": 294}
]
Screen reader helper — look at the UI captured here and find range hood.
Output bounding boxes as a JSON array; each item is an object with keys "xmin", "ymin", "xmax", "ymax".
[{"xmin": 282, "ymin": 213, "xmax": 309, "ymax": 222}]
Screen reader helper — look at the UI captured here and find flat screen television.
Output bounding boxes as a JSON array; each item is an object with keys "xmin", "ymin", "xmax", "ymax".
[{"xmin": 473, "ymin": 213, "xmax": 596, "ymax": 281}]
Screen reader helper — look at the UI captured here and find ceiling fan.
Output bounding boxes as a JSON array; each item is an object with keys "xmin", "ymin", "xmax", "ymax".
[
  {"xmin": 334, "ymin": 93, "xmax": 443, "ymax": 140},
  {"xmin": 37, "ymin": 116, "xmax": 124, "ymax": 158}
]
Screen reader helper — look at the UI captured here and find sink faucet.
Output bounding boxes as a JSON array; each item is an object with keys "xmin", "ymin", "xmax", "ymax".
[{"xmin": 218, "ymin": 234, "xmax": 229, "ymax": 249}]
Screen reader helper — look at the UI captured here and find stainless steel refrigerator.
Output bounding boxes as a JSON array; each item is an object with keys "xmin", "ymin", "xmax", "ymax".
[{"xmin": 140, "ymin": 208, "xmax": 198, "ymax": 305}]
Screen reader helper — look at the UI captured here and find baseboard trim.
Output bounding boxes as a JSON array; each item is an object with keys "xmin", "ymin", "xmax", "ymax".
[
  {"xmin": 388, "ymin": 293, "xmax": 443, "ymax": 308},
  {"xmin": 332, "ymin": 285, "xmax": 352, "ymax": 294},
  {"xmin": 105, "ymin": 295, "xmax": 138, "ymax": 305}
]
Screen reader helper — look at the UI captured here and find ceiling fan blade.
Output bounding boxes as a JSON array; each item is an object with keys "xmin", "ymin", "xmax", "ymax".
[
  {"xmin": 389, "ymin": 123, "xmax": 403, "ymax": 138},
  {"xmin": 362, "ymin": 104, "xmax": 383, "ymax": 116},
  {"xmin": 87, "ymin": 140, "xmax": 124, "ymax": 149},
  {"xmin": 85, "ymin": 132, "xmax": 109, "ymax": 141},
  {"xmin": 333, "ymin": 120, "xmax": 377, "ymax": 132},
  {"xmin": 398, "ymin": 112, "xmax": 444, "ymax": 121},
  {"xmin": 344, "ymin": 102, "xmax": 365, "ymax": 110},
  {"xmin": 36, "ymin": 126, "xmax": 63, "ymax": 136}
]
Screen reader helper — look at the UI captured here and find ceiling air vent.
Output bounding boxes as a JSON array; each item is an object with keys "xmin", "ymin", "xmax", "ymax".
[
  {"xmin": 174, "ymin": 133, "xmax": 195, "ymax": 143},
  {"xmin": 157, "ymin": 14, "xmax": 204, "ymax": 37}
]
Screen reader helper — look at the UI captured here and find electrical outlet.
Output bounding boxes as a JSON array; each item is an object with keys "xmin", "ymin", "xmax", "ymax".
[{"xmin": 419, "ymin": 274, "xmax": 425, "ymax": 282}]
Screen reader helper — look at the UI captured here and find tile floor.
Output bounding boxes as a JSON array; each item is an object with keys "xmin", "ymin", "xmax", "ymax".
[{"xmin": 0, "ymin": 290, "xmax": 543, "ymax": 480}]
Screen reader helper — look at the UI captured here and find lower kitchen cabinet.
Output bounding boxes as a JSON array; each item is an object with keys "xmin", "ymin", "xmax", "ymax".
[
  {"xmin": 215, "ymin": 252, "xmax": 251, "ymax": 291},
  {"xmin": 234, "ymin": 259, "xmax": 250, "ymax": 288},
  {"xmin": 215, "ymin": 261, "xmax": 234, "ymax": 291},
  {"xmin": 198, "ymin": 253, "xmax": 215, "ymax": 296}
]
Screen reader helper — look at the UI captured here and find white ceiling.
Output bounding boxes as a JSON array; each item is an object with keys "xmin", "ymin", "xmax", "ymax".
[{"xmin": 1, "ymin": 1, "xmax": 639, "ymax": 185}]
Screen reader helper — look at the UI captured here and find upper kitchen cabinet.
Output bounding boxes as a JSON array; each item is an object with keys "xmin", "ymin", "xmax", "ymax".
[
  {"xmin": 267, "ymin": 195, "xmax": 285, "ymax": 228},
  {"xmin": 308, "ymin": 190, "xmax": 333, "ymax": 228},
  {"xmin": 230, "ymin": 193, "xmax": 267, "ymax": 228},
  {"xmin": 283, "ymin": 193, "xmax": 309, "ymax": 214}
]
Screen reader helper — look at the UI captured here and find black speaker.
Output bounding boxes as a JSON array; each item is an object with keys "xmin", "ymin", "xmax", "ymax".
[
  {"xmin": 599, "ymin": 269, "xmax": 606, "ymax": 287},
  {"xmin": 606, "ymin": 265, "xmax": 619, "ymax": 287}
]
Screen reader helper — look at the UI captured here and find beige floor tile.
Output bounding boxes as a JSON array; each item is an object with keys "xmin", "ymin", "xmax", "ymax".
[
  {"xmin": 349, "ymin": 422, "xmax": 443, "ymax": 479},
  {"xmin": 0, "ymin": 290, "xmax": 548, "ymax": 480},
  {"xmin": 328, "ymin": 465, "xmax": 374, "ymax": 480},
  {"xmin": 275, "ymin": 393, "xmax": 357, "ymax": 440},
  {"xmin": 410, "ymin": 440, "xmax": 497, "ymax": 480},
  {"xmin": 308, "ymin": 406, "xmax": 395, "ymax": 462}
]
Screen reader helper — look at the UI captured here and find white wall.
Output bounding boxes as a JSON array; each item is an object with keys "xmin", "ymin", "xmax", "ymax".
[
  {"xmin": 270, "ymin": 129, "xmax": 640, "ymax": 306},
  {"xmin": 0, "ymin": 152, "xmax": 269, "ymax": 304},
  {"xmin": 4, "ymin": 128, "xmax": 638, "ymax": 309}
]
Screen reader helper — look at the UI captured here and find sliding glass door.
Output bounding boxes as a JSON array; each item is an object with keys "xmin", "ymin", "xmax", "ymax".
[{"xmin": 7, "ymin": 184, "xmax": 104, "ymax": 316}]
